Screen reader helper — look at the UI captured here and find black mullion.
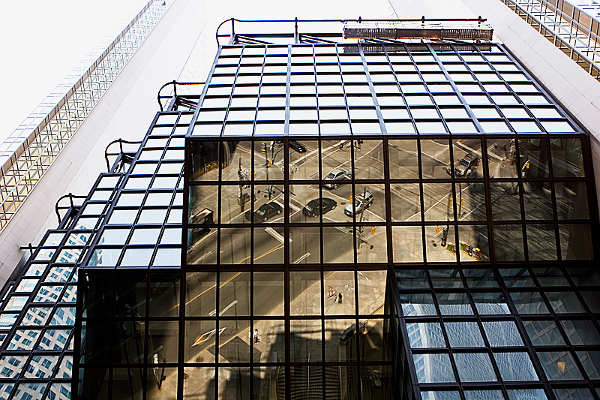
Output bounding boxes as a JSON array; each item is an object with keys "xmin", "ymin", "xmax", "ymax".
[{"xmin": 283, "ymin": 44, "xmax": 291, "ymax": 399}]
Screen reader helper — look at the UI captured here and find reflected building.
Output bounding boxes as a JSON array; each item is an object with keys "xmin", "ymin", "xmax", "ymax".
[{"xmin": 0, "ymin": 12, "xmax": 599, "ymax": 400}]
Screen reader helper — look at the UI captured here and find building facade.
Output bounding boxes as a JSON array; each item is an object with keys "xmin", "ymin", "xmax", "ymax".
[{"xmin": 0, "ymin": 11, "xmax": 599, "ymax": 400}]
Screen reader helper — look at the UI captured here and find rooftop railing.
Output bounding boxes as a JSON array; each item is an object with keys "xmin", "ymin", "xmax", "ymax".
[
  {"xmin": 502, "ymin": 0, "xmax": 600, "ymax": 80},
  {"xmin": 0, "ymin": 0, "xmax": 175, "ymax": 233}
]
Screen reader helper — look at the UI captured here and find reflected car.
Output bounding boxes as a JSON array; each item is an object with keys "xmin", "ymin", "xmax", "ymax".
[
  {"xmin": 274, "ymin": 139, "xmax": 306, "ymax": 153},
  {"xmin": 344, "ymin": 191, "xmax": 374, "ymax": 217},
  {"xmin": 289, "ymin": 140, "xmax": 307, "ymax": 153},
  {"xmin": 323, "ymin": 168, "xmax": 351, "ymax": 189},
  {"xmin": 245, "ymin": 201, "xmax": 283, "ymax": 222},
  {"xmin": 446, "ymin": 154, "xmax": 479, "ymax": 178},
  {"xmin": 302, "ymin": 198, "xmax": 337, "ymax": 217}
]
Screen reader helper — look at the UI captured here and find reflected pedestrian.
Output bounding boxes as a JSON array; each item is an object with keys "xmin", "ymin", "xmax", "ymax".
[
  {"xmin": 338, "ymin": 293, "xmax": 343, "ymax": 304},
  {"xmin": 328, "ymin": 286, "xmax": 334, "ymax": 298},
  {"xmin": 253, "ymin": 329, "xmax": 260, "ymax": 343}
]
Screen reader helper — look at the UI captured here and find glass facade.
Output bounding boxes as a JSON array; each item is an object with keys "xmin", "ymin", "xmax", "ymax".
[{"xmin": 0, "ymin": 20, "xmax": 597, "ymax": 400}]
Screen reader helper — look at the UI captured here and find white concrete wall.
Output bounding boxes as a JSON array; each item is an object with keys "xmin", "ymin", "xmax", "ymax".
[
  {"xmin": 389, "ymin": 0, "xmax": 600, "ymax": 212},
  {"xmin": 0, "ymin": 0, "xmax": 207, "ymax": 284}
]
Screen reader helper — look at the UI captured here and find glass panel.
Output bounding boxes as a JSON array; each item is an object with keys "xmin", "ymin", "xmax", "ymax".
[
  {"xmin": 445, "ymin": 322, "xmax": 484, "ymax": 347},
  {"xmin": 551, "ymin": 137, "xmax": 584, "ymax": 178},
  {"xmin": 493, "ymin": 224, "xmax": 525, "ymax": 261},
  {"xmin": 429, "ymin": 269, "xmax": 463, "ymax": 289},
  {"xmin": 472, "ymin": 292, "xmax": 510, "ymax": 314},
  {"xmin": 527, "ymin": 224, "xmax": 557, "ymax": 261},
  {"xmin": 420, "ymin": 139, "xmax": 451, "ymax": 179},
  {"xmin": 290, "ymin": 271, "xmax": 321, "ymax": 316},
  {"xmin": 184, "ymin": 320, "xmax": 215, "ymax": 363},
  {"xmin": 360, "ymin": 317, "xmax": 390, "ymax": 361},
  {"xmin": 425, "ymin": 225, "xmax": 457, "ymax": 263},
  {"xmin": 538, "ymin": 351, "xmax": 583, "ymax": 380},
  {"xmin": 413, "ymin": 353, "xmax": 456, "ymax": 383},
  {"xmin": 290, "ymin": 319, "xmax": 322, "ymax": 362},
  {"xmin": 523, "ymin": 182, "xmax": 553, "ymax": 220},
  {"xmin": 400, "ymin": 293, "xmax": 437, "ymax": 316},
  {"xmin": 436, "ymin": 292, "xmax": 473, "ymax": 315},
  {"xmin": 254, "ymin": 140, "xmax": 284, "ymax": 181},
  {"xmin": 560, "ymin": 223, "xmax": 593, "ymax": 260},
  {"xmin": 482, "ymin": 321, "xmax": 524, "ymax": 346},
  {"xmin": 452, "ymin": 139, "xmax": 482, "ymax": 179},
  {"xmin": 555, "ymin": 181, "xmax": 589, "ymax": 220},
  {"xmin": 511, "ymin": 292, "xmax": 550, "ymax": 314},
  {"xmin": 453, "ymin": 353, "xmax": 497, "ymax": 382},
  {"xmin": 519, "ymin": 138, "xmax": 550, "ymax": 178},
  {"xmin": 219, "ymin": 272, "xmax": 250, "ymax": 316},
  {"xmin": 322, "ymin": 226, "xmax": 354, "ymax": 262},
  {"xmin": 358, "ymin": 270, "xmax": 387, "ymax": 315},
  {"xmin": 490, "ymin": 182, "xmax": 521, "ymax": 221},
  {"xmin": 356, "ymin": 225, "xmax": 387, "ymax": 263},
  {"xmin": 392, "ymin": 225, "xmax": 424, "ymax": 262},
  {"xmin": 560, "ymin": 319, "xmax": 600, "ymax": 345},
  {"xmin": 253, "ymin": 272, "xmax": 284, "ymax": 316},
  {"xmin": 523, "ymin": 320, "xmax": 566, "ymax": 346},
  {"xmin": 324, "ymin": 271, "xmax": 355, "ymax": 315},
  {"xmin": 545, "ymin": 291, "xmax": 586, "ymax": 313},
  {"xmin": 423, "ymin": 183, "xmax": 453, "ymax": 221},
  {"xmin": 218, "ymin": 320, "xmax": 251, "ymax": 363},
  {"xmin": 576, "ymin": 350, "xmax": 600, "ymax": 379},
  {"xmin": 253, "ymin": 319, "xmax": 285, "ymax": 363},
  {"xmin": 391, "ymin": 183, "xmax": 420, "ymax": 222},
  {"xmin": 190, "ymin": 141, "xmax": 220, "ymax": 181},
  {"xmin": 220, "ymin": 228, "xmax": 251, "ymax": 264},
  {"xmin": 185, "ymin": 272, "xmax": 216, "ymax": 317},
  {"xmin": 289, "ymin": 227, "xmax": 320, "ymax": 264},
  {"xmin": 253, "ymin": 227, "xmax": 284, "ymax": 264},
  {"xmin": 494, "ymin": 352, "xmax": 538, "ymax": 381},
  {"xmin": 487, "ymin": 138, "xmax": 518, "ymax": 179},
  {"xmin": 388, "ymin": 139, "xmax": 419, "ymax": 179},
  {"xmin": 149, "ymin": 273, "xmax": 179, "ymax": 317},
  {"xmin": 407, "ymin": 322, "xmax": 446, "ymax": 348},
  {"xmin": 285, "ymin": 140, "xmax": 315, "ymax": 178},
  {"xmin": 354, "ymin": 140, "xmax": 385, "ymax": 180}
]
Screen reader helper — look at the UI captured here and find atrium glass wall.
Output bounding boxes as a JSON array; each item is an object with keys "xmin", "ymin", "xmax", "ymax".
[{"xmin": 0, "ymin": 26, "xmax": 598, "ymax": 400}]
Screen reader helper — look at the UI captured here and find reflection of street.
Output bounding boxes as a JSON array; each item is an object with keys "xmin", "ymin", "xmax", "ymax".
[{"xmin": 142, "ymin": 268, "xmax": 388, "ymax": 399}]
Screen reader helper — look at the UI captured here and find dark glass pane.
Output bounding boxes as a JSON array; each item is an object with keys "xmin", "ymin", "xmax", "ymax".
[
  {"xmin": 555, "ymin": 181, "xmax": 589, "ymax": 220},
  {"xmin": 526, "ymin": 224, "xmax": 557, "ymax": 261},
  {"xmin": 490, "ymin": 182, "xmax": 521, "ymax": 221},
  {"xmin": 523, "ymin": 320, "xmax": 566, "ymax": 346},
  {"xmin": 538, "ymin": 351, "xmax": 583, "ymax": 380},
  {"xmin": 518, "ymin": 138, "xmax": 550, "ymax": 178},
  {"xmin": 471, "ymin": 292, "xmax": 510, "ymax": 315},
  {"xmin": 560, "ymin": 320, "xmax": 600, "ymax": 345},
  {"xmin": 436, "ymin": 292, "xmax": 473, "ymax": 315},
  {"xmin": 550, "ymin": 137, "xmax": 584, "ymax": 178},
  {"xmin": 522, "ymin": 182, "xmax": 553, "ymax": 220},
  {"xmin": 510, "ymin": 292, "xmax": 550, "ymax": 315},
  {"xmin": 493, "ymin": 224, "xmax": 525, "ymax": 261}
]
